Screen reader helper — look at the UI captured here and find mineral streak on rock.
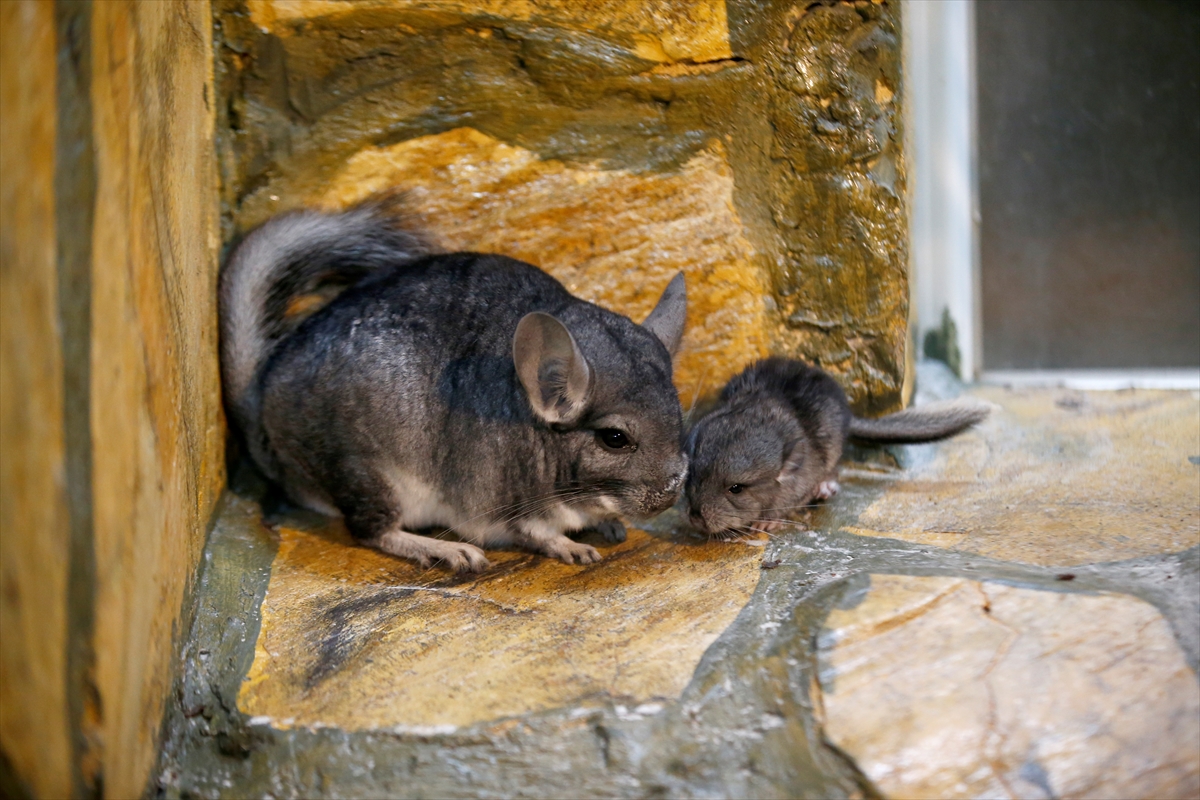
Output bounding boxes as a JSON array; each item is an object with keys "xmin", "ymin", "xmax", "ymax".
[
  {"xmin": 754, "ymin": 0, "xmax": 908, "ymax": 414},
  {"xmin": 817, "ymin": 574, "xmax": 1200, "ymax": 799},
  {"xmin": 215, "ymin": 0, "xmax": 910, "ymax": 412}
]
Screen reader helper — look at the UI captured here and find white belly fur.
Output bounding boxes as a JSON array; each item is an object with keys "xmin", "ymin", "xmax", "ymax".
[
  {"xmin": 384, "ymin": 467, "xmax": 460, "ymax": 531},
  {"xmin": 384, "ymin": 466, "xmax": 607, "ymax": 547}
]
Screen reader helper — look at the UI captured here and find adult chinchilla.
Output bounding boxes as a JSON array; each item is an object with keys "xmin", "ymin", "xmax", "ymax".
[{"xmin": 220, "ymin": 197, "xmax": 689, "ymax": 573}]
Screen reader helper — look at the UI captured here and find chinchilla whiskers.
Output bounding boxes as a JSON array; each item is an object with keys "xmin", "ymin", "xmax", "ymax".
[
  {"xmin": 429, "ymin": 487, "xmax": 598, "ymax": 539},
  {"xmin": 683, "ymin": 366, "xmax": 711, "ymax": 426},
  {"xmin": 482, "ymin": 485, "xmax": 599, "ymax": 520},
  {"xmin": 486, "ymin": 496, "xmax": 584, "ymax": 529},
  {"xmin": 710, "ymin": 526, "xmax": 776, "ymax": 544},
  {"xmin": 435, "ymin": 492, "xmax": 560, "ymax": 531},
  {"xmin": 492, "ymin": 486, "xmax": 611, "ymax": 526},
  {"xmin": 709, "ymin": 526, "xmax": 753, "ymax": 543},
  {"xmin": 749, "ymin": 519, "xmax": 805, "ymax": 534},
  {"xmin": 732, "ymin": 529, "xmax": 764, "ymax": 544},
  {"xmin": 757, "ymin": 503, "xmax": 821, "ymax": 513}
]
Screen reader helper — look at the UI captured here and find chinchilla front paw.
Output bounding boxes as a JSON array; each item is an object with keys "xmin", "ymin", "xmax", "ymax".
[
  {"xmin": 374, "ymin": 531, "xmax": 490, "ymax": 573},
  {"xmin": 592, "ymin": 519, "xmax": 626, "ymax": 544},
  {"xmin": 542, "ymin": 536, "xmax": 603, "ymax": 565},
  {"xmin": 433, "ymin": 541, "xmax": 492, "ymax": 573}
]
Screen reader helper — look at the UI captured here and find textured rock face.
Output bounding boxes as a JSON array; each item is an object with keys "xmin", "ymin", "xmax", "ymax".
[
  {"xmin": 215, "ymin": 0, "xmax": 909, "ymax": 410},
  {"xmin": 818, "ymin": 574, "xmax": 1200, "ymax": 799},
  {"xmin": 245, "ymin": 0, "xmax": 734, "ymax": 63},
  {"xmin": 1, "ymin": 2, "xmax": 224, "ymax": 798},
  {"xmin": 89, "ymin": 5, "xmax": 225, "ymax": 795}
]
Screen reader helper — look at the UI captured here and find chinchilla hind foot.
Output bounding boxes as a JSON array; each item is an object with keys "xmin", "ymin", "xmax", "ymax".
[{"xmin": 815, "ymin": 479, "xmax": 840, "ymax": 500}]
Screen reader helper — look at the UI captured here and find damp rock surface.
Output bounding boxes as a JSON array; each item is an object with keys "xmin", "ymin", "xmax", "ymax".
[{"xmin": 846, "ymin": 387, "xmax": 1200, "ymax": 565}]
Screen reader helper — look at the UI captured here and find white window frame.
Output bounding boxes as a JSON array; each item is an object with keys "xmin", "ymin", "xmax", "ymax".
[{"xmin": 905, "ymin": 0, "xmax": 980, "ymax": 381}]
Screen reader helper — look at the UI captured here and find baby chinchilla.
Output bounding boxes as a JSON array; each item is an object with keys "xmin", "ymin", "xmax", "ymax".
[
  {"xmin": 220, "ymin": 196, "xmax": 689, "ymax": 573},
  {"xmin": 684, "ymin": 357, "xmax": 989, "ymax": 537}
]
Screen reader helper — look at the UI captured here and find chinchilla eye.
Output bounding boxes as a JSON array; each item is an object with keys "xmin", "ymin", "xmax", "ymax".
[
  {"xmin": 728, "ymin": 484, "xmax": 744, "ymax": 494},
  {"xmin": 596, "ymin": 428, "xmax": 634, "ymax": 451}
]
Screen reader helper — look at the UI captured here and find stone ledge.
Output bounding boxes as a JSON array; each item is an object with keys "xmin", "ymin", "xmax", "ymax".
[{"xmin": 158, "ymin": 382, "xmax": 1200, "ymax": 797}]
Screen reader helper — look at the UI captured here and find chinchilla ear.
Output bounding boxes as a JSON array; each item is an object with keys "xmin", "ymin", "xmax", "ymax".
[
  {"xmin": 641, "ymin": 272, "xmax": 687, "ymax": 356},
  {"xmin": 778, "ymin": 437, "xmax": 806, "ymax": 479},
  {"xmin": 513, "ymin": 312, "xmax": 593, "ymax": 425}
]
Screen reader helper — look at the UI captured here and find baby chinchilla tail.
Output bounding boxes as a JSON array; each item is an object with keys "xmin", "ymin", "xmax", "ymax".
[
  {"xmin": 219, "ymin": 194, "xmax": 427, "ymax": 476},
  {"xmin": 847, "ymin": 398, "xmax": 991, "ymax": 444}
]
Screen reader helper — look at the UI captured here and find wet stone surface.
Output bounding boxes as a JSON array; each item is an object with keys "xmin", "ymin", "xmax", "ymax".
[{"xmin": 157, "ymin": 365, "xmax": 1199, "ymax": 798}]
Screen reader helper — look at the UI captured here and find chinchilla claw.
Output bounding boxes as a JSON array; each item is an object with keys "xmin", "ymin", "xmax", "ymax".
[{"xmin": 546, "ymin": 539, "xmax": 602, "ymax": 565}]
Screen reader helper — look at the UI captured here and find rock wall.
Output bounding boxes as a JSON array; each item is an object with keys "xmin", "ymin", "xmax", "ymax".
[
  {"xmin": 215, "ymin": 0, "xmax": 909, "ymax": 412},
  {"xmin": 0, "ymin": 4, "xmax": 73, "ymax": 798},
  {"xmin": 0, "ymin": 2, "xmax": 224, "ymax": 797}
]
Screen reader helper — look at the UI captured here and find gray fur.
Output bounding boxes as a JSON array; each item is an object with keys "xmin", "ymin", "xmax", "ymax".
[
  {"xmin": 220, "ymin": 201, "xmax": 688, "ymax": 572},
  {"xmin": 846, "ymin": 399, "xmax": 989, "ymax": 442},
  {"xmin": 684, "ymin": 357, "xmax": 989, "ymax": 536},
  {"xmin": 219, "ymin": 197, "xmax": 428, "ymax": 478}
]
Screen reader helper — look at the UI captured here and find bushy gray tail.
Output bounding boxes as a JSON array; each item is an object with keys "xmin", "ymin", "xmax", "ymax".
[
  {"xmin": 848, "ymin": 399, "xmax": 990, "ymax": 444},
  {"xmin": 219, "ymin": 197, "xmax": 427, "ymax": 475}
]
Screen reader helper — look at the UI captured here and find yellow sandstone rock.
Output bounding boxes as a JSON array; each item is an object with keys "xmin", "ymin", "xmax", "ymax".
[
  {"xmin": 246, "ymin": 0, "xmax": 732, "ymax": 63},
  {"xmin": 818, "ymin": 574, "xmax": 1200, "ymax": 799},
  {"xmin": 220, "ymin": 0, "xmax": 910, "ymax": 412},
  {"xmin": 238, "ymin": 523, "xmax": 764, "ymax": 729}
]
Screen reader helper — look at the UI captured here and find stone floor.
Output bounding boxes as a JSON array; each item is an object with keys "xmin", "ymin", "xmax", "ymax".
[{"xmin": 157, "ymin": 363, "xmax": 1200, "ymax": 798}]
